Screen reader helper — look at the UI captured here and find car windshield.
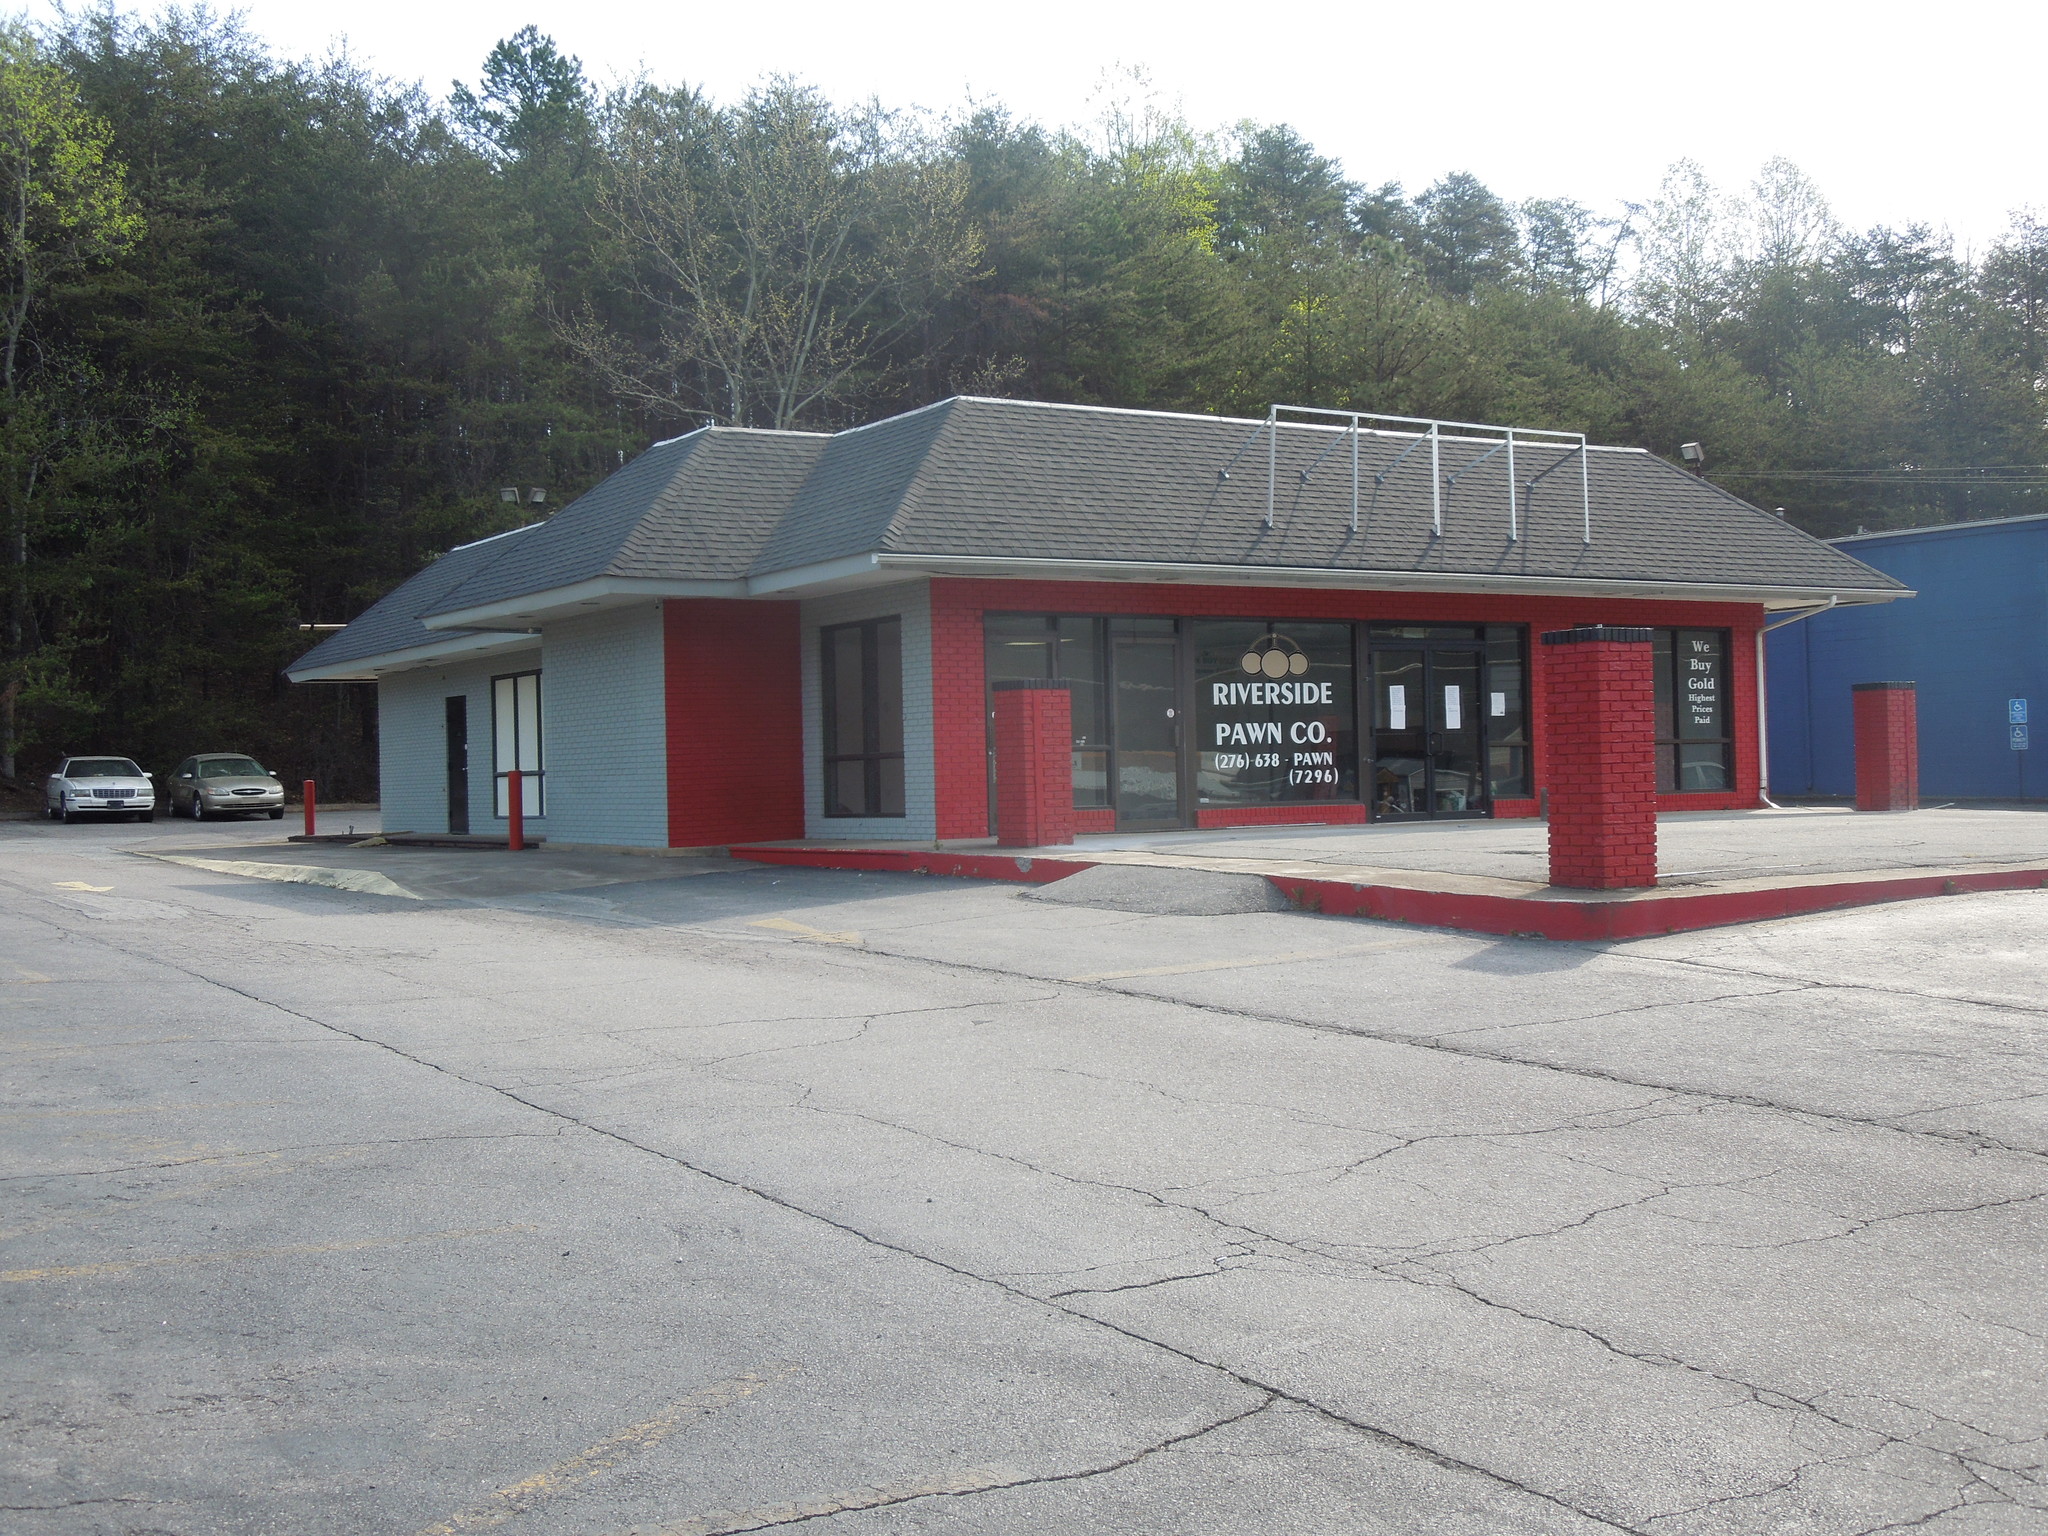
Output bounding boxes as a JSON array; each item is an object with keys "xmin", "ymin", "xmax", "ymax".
[
  {"xmin": 68, "ymin": 759, "xmax": 143, "ymax": 778},
  {"xmin": 200, "ymin": 758, "xmax": 267, "ymax": 779}
]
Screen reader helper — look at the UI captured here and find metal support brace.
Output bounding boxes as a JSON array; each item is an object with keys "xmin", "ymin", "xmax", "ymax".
[{"xmin": 1254, "ymin": 404, "xmax": 1591, "ymax": 545}]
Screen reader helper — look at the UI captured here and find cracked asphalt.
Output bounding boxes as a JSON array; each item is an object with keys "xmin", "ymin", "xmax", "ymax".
[{"xmin": 5, "ymin": 817, "xmax": 2047, "ymax": 1535}]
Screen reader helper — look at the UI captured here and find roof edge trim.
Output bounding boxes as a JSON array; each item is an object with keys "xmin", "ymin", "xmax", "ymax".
[
  {"xmin": 940, "ymin": 395, "xmax": 1651, "ymax": 451},
  {"xmin": 422, "ymin": 574, "xmax": 748, "ymax": 630},
  {"xmin": 872, "ymin": 553, "xmax": 1911, "ymax": 608},
  {"xmin": 1831, "ymin": 512, "xmax": 2048, "ymax": 544},
  {"xmin": 285, "ymin": 628, "xmax": 541, "ymax": 683}
]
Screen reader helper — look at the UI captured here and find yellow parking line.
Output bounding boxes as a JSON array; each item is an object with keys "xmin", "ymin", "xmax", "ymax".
[
  {"xmin": 2, "ymin": 1223, "xmax": 537, "ymax": 1283},
  {"xmin": 622, "ymin": 1465, "xmax": 1017, "ymax": 1536},
  {"xmin": 52, "ymin": 882, "xmax": 113, "ymax": 893},
  {"xmin": 416, "ymin": 1367, "xmax": 798, "ymax": 1535},
  {"xmin": 1066, "ymin": 938, "xmax": 1429, "ymax": 983},
  {"xmin": 747, "ymin": 917, "xmax": 861, "ymax": 945}
]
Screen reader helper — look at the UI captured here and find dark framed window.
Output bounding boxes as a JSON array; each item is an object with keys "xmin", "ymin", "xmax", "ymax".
[
  {"xmin": 1483, "ymin": 625, "xmax": 1531, "ymax": 798},
  {"xmin": 983, "ymin": 613, "xmax": 1109, "ymax": 812},
  {"xmin": 1653, "ymin": 629, "xmax": 1732, "ymax": 792},
  {"xmin": 491, "ymin": 670, "xmax": 544, "ymax": 817},
  {"xmin": 822, "ymin": 617, "xmax": 905, "ymax": 817}
]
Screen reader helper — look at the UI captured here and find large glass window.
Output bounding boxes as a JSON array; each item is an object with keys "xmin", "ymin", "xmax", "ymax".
[
  {"xmin": 1653, "ymin": 628, "xmax": 1732, "ymax": 792},
  {"xmin": 492, "ymin": 671, "xmax": 544, "ymax": 817},
  {"xmin": 1484, "ymin": 625, "xmax": 1530, "ymax": 799},
  {"xmin": 822, "ymin": 617, "xmax": 905, "ymax": 817},
  {"xmin": 984, "ymin": 614, "xmax": 1110, "ymax": 810},
  {"xmin": 1194, "ymin": 620, "xmax": 1357, "ymax": 805}
]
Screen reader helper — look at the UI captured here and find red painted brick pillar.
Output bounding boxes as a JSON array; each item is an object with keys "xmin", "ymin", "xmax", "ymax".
[
  {"xmin": 1852, "ymin": 682, "xmax": 1918, "ymax": 812},
  {"xmin": 993, "ymin": 679, "xmax": 1074, "ymax": 848},
  {"xmin": 1541, "ymin": 626, "xmax": 1658, "ymax": 890}
]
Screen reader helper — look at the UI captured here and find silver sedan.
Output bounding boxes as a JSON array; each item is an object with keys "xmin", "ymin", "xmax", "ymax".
[{"xmin": 167, "ymin": 754, "xmax": 287, "ymax": 820}]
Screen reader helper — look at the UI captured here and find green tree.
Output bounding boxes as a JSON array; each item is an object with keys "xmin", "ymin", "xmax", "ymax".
[
  {"xmin": 569, "ymin": 80, "xmax": 982, "ymax": 429},
  {"xmin": 0, "ymin": 26, "xmax": 138, "ymax": 777}
]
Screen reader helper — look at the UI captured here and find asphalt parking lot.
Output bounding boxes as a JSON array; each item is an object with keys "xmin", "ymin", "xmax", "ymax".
[{"xmin": 5, "ymin": 814, "xmax": 2047, "ymax": 1534}]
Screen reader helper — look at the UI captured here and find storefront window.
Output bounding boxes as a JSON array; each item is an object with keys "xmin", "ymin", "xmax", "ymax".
[
  {"xmin": 822, "ymin": 617, "xmax": 905, "ymax": 816},
  {"xmin": 491, "ymin": 670, "xmax": 543, "ymax": 817},
  {"xmin": 1484, "ymin": 625, "xmax": 1530, "ymax": 799},
  {"xmin": 1193, "ymin": 621, "xmax": 1357, "ymax": 805},
  {"xmin": 1653, "ymin": 628, "xmax": 1732, "ymax": 792},
  {"xmin": 984, "ymin": 614, "xmax": 1109, "ymax": 809}
]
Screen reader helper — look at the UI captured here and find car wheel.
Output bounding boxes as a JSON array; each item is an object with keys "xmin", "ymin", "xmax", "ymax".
[
  {"xmin": 190, "ymin": 795, "xmax": 206, "ymax": 821},
  {"xmin": 60, "ymin": 797, "xmax": 76, "ymax": 824},
  {"xmin": 268, "ymin": 808, "xmax": 284, "ymax": 820}
]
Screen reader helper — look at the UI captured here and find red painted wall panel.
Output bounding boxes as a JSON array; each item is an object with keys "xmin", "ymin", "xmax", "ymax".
[
  {"xmin": 928, "ymin": 576, "xmax": 1764, "ymax": 839},
  {"xmin": 664, "ymin": 598, "xmax": 806, "ymax": 847}
]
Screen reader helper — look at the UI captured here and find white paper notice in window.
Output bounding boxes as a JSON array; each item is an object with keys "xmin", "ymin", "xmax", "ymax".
[
  {"xmin": 1444, "ymin": 686, "xmax": 1462, "ymax": 730},
  {"xmin": 1490, "ymin": 691, "xmax": 1507, "ymax": 718},
  {"xmin": 1387, "ymin": 685, "xmax": 1407, "ymax": 730}
]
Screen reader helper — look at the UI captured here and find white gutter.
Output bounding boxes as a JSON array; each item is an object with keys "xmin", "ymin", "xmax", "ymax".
[
  {"xmin": 1754, "ymin": 598, "xmax": 1843, "ymax": 805},
  {"xmin": 423, "ymin": 575, "xmax": 747, "ymax": 631},
  {"xmin": 745, "ymin": 552, "xmax": 883, "ymax": 595},
  {"xmin": 871, "ymin": 553, "xmax": 1910, "ymax": 610},
  {"xmin": 285, "ymin": 628, "xmax": 541, "ymax": 683}
]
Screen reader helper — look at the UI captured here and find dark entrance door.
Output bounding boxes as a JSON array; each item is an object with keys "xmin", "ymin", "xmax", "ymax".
[
  {"xmin": 444, "ymin": 695, "xmax": 469, "ymax": 834},
  {"xmin": 1370, "ymin": 645, "xmax": 1487, "ymax": 819},
  {"xmin": 1111, "ymin": 618, "xmax": 1182, "ymax": 829}
]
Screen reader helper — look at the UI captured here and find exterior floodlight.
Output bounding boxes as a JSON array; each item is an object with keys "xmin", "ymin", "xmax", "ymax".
[
  {"xmin": 528, "ymin": 487, "xmax": 547, "ymax": 504},
  {"xmin": 1679, "ymin": 442, "xmax": 1705, "ymax": 476},
  {"xmin": 499, "ymin": 487, "xmax": 520, "ymax": 503}
]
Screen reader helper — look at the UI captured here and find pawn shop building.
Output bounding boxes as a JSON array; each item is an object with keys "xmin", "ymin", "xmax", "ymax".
[{"xmin": 287, "ymin": 398, "xmax": 1905, "ymax": 847}]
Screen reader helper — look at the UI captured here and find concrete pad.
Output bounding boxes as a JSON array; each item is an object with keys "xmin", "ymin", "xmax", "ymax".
[{"xmin": 1022, "ymin": 863, "xmax": 1290, "ymax": 916}]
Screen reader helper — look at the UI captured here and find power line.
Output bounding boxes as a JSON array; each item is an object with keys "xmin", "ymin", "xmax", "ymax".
[{"xmin": 1716, "ymin": 464, "xmax": 2048, "ymax": 479}]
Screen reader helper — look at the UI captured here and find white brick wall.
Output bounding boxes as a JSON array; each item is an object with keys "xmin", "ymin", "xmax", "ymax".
[
  {"xmin": 377, "ymin": 647, "xmax": 546, "ymax": 835},
  {"xmin": 540, "ymin": 604, "xmax": 670, "ymax": 848},
  {"xmin": 801, "ymin": 581, "xmax": 934, "ymax": 840}
]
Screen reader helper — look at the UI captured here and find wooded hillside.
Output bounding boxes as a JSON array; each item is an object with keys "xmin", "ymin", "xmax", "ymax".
[{"xmin": 3, "ymin": 13, "xmax": 2043, "ymax": 794}]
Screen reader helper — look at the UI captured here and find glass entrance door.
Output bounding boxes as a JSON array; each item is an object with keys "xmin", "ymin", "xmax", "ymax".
[
  {"xmin": 1112, "ymin": 619, "xmax": 1182, "ymax": 829},
  {"xmin": 1371, "ymin": 647, "xmax": 1487, "ymax": 819}
]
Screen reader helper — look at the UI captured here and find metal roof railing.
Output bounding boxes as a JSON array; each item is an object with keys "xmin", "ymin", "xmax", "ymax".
[{"xmin": 1251, "ymin": 405, "xmax": 1592, "ymax": 544}]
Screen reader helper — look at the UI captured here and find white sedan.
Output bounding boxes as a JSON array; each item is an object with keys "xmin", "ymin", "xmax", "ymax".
[{"xmin": 45, "ymin": 757, "xmax": 157, "ymax": 823}]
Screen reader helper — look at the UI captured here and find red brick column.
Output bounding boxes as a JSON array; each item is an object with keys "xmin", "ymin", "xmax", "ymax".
[
  {"xmin": 1852, "ymin": 682, "xmax": 1918, "ymax": 812},
  {"xmin": 1541, "ymin": 626, "xmax": 1658, "ymax": 889},
  {"xmin": 993, "ymin": 680, "xmax": 1074, "ymax": 848}
]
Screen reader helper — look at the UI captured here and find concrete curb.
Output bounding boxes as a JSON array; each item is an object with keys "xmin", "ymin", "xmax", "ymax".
[
  {"xmin": 727, "ymin": 844, "xmax": 2048, "ymax": 940},
  {"xmin": 141, "ymin": 853, "xmax": 423, "ymax": 901}
]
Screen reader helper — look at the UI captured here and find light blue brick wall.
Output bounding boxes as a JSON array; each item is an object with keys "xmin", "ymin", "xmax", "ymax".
[
  {"xmin": 377, "ymin": 647, "xmax": 545, "ymax": 834},
  {"xmin": 802, "ymin": 581, "xmax": 934, "ymax": 840},
  {"xmin": 539, "ymin": 603, "xmax": 671, "ymax": 847}
]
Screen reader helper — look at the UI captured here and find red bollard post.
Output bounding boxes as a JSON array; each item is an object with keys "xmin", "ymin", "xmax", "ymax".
[
  {"xmin": 507, "ymin": 769, "xmax": 524, "ymax": 851},
  {"xmin": 303, "ymin": 780, "xmax": 316, "ymax": 838}
]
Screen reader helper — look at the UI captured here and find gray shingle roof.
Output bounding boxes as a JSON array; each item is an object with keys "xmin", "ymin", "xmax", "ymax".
[
  {"xmin": 293, "ymin": 397, "xmax": 1905, "ymax": 675},
  {"xmin": 430, "ymin": 427, "xmax": 829, "ymax": 614},
  {"xmin": 798, "ymin": 398, "xmax": 1902, "ymax": 595},
  {"xmin": 287, "ymin": 522, "xmax": 542, "ymax": 673}
]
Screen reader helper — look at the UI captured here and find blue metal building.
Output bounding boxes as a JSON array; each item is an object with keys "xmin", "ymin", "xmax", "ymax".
[{"xmin": 1768, "ymin": 514, "xmax": 2048, "ymax": 800}]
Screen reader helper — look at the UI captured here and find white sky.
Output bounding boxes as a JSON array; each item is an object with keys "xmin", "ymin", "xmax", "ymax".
[{"xmin": 39, "ymin": 0, "xmax": 2045, "ymax": 252}]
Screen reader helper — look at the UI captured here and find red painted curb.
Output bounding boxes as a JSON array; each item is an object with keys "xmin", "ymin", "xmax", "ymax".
[
  {"xmin": 729, "ymin": 846, "xmax": 2048, "ymax": 941},
  {"xmin": 1272, "ymin": 869, "xmax": 2048, "ymax": 940},
  {"xmin": 731, "ymin": 846, "xmax": 1093, "ymax": 885}
]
